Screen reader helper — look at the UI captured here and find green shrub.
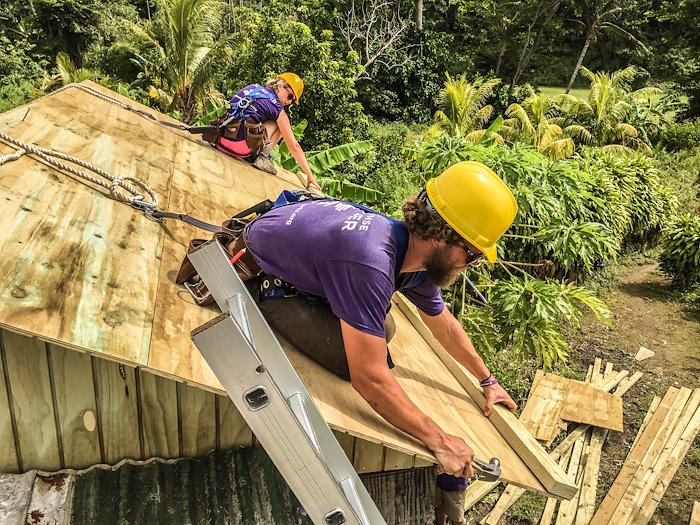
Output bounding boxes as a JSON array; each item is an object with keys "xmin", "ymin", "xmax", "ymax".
[
  {"xmin": 659, "ymin": 214, "xmax": 700, "ymax": 291},
  {"xmin": 658, "ymin": 120, "xmax": 700, "ymax": 152},
  {"xmin": 463, "ymin": 277, "xmax": 611, "ymax": 368},
  {"xmin": 654, "ymin": 146, "xmax": 700, "ymax": 216}
]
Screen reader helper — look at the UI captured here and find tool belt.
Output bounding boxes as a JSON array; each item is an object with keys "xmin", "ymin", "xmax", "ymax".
[
  {"xmin": 202, "ymin": 114, "xmax": 268, "ymax": 155},
  {"xmin": 176, "ymin": 201, "xmax": 273, "ymax": 306},
  {"xmin": 176, "ymin": 190, "xmax": 323, "ymax": 306}
]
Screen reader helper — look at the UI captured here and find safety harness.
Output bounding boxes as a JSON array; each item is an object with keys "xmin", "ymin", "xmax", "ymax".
[{"xmin": 200, "ymin": 86, "xmax": 280, "ymax": 157}]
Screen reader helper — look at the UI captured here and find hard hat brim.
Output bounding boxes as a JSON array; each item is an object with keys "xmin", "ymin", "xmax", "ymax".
[{"xmin": 483, "ymin": 244, "xmax": 497, "ymax": 263}]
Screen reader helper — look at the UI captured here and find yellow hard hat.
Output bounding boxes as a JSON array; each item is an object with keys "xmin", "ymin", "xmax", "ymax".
[
  {"xmin": 277, "ymin": 72, "xmax": 304, "ymax": 103},
  {"xmin": 425, "ymin": 161, "xmax": 518, "ymax": 263}
]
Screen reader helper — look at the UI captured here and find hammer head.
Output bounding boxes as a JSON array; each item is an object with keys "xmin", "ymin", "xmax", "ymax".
[{"xmin": 472, "ymin": 457, "xmax": 501, "ymax": 482}]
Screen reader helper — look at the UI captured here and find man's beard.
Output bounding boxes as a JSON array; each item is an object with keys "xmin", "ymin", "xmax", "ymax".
[{"xmin": 425, "ymin": 245, "xmax": 463, "ymax": 287}]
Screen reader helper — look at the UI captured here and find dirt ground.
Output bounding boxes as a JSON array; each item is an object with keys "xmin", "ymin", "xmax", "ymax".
[{"xmin": 473, "ymin": 261, "xmax": 700, "ymax": 524}]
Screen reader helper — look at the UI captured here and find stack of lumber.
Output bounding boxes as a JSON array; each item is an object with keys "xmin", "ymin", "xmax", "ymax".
[
  {"xmin": 464, "ymin": 359, "xmax": 642, "ymax": 525},
  {"xmin": 589, "ymin": 386, "xmax": 700, "ymax": 525}
]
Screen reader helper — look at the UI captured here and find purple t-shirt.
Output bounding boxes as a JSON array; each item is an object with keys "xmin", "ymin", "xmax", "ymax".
[
  {"xmin": 231, "ymin": 84, "xmax": 284, "ymax": 140},
  {"xmin": 436, "ymin": 473, "xmax": 468, "ymax": 492},
  {"xmin": 246, "ymin": 199, "xmax": 445, "ymax": 337}
]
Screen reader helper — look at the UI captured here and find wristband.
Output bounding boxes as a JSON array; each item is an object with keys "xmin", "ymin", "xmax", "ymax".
[{"xmin": 480, "ymin": 375, "xmax": 499, "ymax": 388}]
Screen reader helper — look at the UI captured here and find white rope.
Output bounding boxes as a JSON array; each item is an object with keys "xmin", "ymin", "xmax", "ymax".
[{"xmin": 0, "ymin": 131, "xmax": 158, "ymax": 209}]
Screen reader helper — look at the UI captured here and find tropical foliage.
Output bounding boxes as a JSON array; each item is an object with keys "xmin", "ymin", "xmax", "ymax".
[
  {"xmin": 659, "ymin": 214, "xmax": 700, "ymax": 291},
  {"xmin": 501, "ymin": 85, "xmax": 590, "ymax": 160},
  {"xmin": 109, "ymin": 0, "xmax": 233, "ymax": 122},
  {"xmin": 557, "ymin": 66, "xmax": 662, "ymax": 153},
  {"xmin": 2, "ymin": 0, "xmax": 700, "ymax": 369},
  {"xmin": 462, "ymin": 277, "xmax": 612, "ymax": 367},
  {"xmin": 428, "ymin": 74, "xmax": 502, "ymax": 142}
]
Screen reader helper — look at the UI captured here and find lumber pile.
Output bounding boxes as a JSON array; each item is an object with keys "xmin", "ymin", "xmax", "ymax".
[
  {"xmin": 475, "ymin": 359, "xmax": 641, "ymax": 525},
  {"xmin": 589, "ymin": 386, "xmax": 700, "ymax": 525},
  {"xmin": 466, "ymin": 359, "xmax": 700, "ymax": 525}
]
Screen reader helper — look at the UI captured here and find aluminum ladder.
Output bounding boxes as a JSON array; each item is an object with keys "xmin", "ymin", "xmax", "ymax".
[{"xmin": 188, "ymin": 240, "xmax": 387, "ymax": 525}]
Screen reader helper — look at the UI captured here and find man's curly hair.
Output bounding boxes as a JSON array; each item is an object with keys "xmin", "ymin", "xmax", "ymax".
[{"xmin": 401, "ymin": 193, "xmax": 463, "ymax": 245}]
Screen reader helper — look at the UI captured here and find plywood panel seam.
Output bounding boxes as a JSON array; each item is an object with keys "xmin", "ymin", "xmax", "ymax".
[
  {"xmin": 90, "ymin": 355, "xmax": 106, "ymax": 464},
  {"xmin": 0, "ymin": 331, "xmax": 22, "ymax": 471},
  {"xmin": 134, "ymin": 367, "xmax": 146, "ymax": 459},
  {"xmin": 176, "ymin": 382, "xmax": 184, "ymax": 458},
  {"xmin": 45, "ymin": 343, "xmax": 66, "ymax": 469}
]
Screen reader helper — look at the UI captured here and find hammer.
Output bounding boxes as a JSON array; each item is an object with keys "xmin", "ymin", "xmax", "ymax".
[{"xmin": 470, "ymin": 457, "xmax": 501, "ymax": 482}]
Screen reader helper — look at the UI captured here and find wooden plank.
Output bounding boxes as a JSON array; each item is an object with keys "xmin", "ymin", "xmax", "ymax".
[
  {"xmin": 0, "ymin": 332, "xmax": 19, "ymax": 472},
  {"xmin": 631, "ymin": 396, "xmax": 662, "ymax": 451},
  {"xmin": 217, "ymin": 394, "xmax": 253, "ymax": 449},
  {"xmin": 521, "ymin": 373, "xmax": 624, "ymax": 436},
  {"xmin": 519, "ymin": 372, "xmax": 567, "ymax": 442},
  {"xmin": 414, "ymin": 457, "xmax": 434, "ymax": 468},
  {"xmin": 609, "ymin": 388, "xmax": 696, "ymax": 524},
  {"xmin": 93, "ymin": 357, "xmax": 141, "ymax": 464},
  {"xmin": 589, "ymin": 387, "xmax": 685, "ymax": 525},
  {"xmin": 332, "ymin": 430, "xmax": 356, "ymax": 463},
  {"xmin": 690, "ymin": 501, "xmax": 700, "ymax": 525},
  {"xmin": 464, "ymin": 480, "xmax": 500, "ymax": 511},
  {"xmin": 479, "ymin": 368, "xmax": 644, "ymax": 521},
  {"xmin": 481, "ymin": 484, "xmax": 526, "ymax": 525},
  {"xmin": 48, "ymin": 343, "xmax": 101, "ymax": 469},
  {"xmin": 574, "ymin": 426, "xmax": 607, "ymax": 525},
  {"xmin": 560, "ymin": 378, "xmax": 624, "ymax": 431},
  {"xmin": 625, "ymin": 389, "xmax": 700, "ymax": 525},
  {"xmin": 540, "ymin": 450, "xmax": 573, "ymax": 525},
  {"xmin": 590, "ymin": 358, "xmax": 603, "ymax": 384},
  {"xmin": 603, "ymin": 362, "xmax": 614, "ymax": 379},
  {"xmin": 383, "ymin": 446, "xmax": 414, "ymax": 471},
  {"xmin": 353, "ymin": 439, "xmax": 385, "ymax": 473},
  {"xmin": 553, "ymin": 434, "xmax": 586, "ymax": 525},
  {"xmin": 2, "ymin": 330, "xmax": 60, "ymax": 471},
  {"xmin": 139, "ymin": 371, "xmax": 179, "ymax": 458},
  {"xmin": 394, "ymin": 294, "xmax": 576, "ymax": 499},
  {"xmin": 178, "ymin": 382, "xmax": 216, "ymax": 457}
]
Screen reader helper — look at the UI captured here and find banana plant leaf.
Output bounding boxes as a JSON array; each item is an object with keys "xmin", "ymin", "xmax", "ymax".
[
  {"xmin": 318, "ymin": 178, "xmax": 384, "ymax": 203},
  {"xmin": 477, "ymin": 115, "xmax": 503, "ymax": 146},
  {"xmin": 281, "ymin": 140, "xmax": 374, "ymax": 174}
]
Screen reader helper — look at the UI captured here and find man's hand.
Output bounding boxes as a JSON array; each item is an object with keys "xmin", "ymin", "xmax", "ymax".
[
  {"xmin": 432, "ymin": 433, "xmax": 475, "ymax": 479},
  {"xmin": 483, "ymin": 383, "xmax": 517, "ymax": 417}
]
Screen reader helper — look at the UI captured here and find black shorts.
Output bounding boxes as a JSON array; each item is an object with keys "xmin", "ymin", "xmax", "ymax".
[{"xmin": 253, "ymin": 289, "xmax": 396, "ymax": 381}]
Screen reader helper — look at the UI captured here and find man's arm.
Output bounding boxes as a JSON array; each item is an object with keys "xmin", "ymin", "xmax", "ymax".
[
  {"xmin": 340, "ymin": 320, "xmax": 476, "ymax": 478},
  {"xmin": 419, "ymin": 307, "xmax": 517, "ymax": 417}
]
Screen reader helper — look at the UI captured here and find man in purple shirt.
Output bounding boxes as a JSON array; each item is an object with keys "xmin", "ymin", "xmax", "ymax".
[{"xmin": 245, "ymin": 161, "xmax": 519, "ymax": 480}]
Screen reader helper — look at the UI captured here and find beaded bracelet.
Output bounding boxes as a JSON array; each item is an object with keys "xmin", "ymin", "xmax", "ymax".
[{"xmin": 479, "ymin": 375, "xmax": 499, "ymax": 388}]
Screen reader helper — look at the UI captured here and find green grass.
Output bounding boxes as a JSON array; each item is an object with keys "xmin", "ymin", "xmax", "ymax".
[{"xmin": 538, "ymin": 85, "xmax": 590, "ymax": 100}]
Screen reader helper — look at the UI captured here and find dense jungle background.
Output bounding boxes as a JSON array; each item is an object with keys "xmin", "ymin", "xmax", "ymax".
[{"xmin": 2, "ymin": 0, "xmax": 699, "ymax": 522}]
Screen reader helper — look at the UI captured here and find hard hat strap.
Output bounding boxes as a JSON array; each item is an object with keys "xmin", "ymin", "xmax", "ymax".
[{"xmin": 418, "ymin": 189, "xmax": 436, "ymax": 216}]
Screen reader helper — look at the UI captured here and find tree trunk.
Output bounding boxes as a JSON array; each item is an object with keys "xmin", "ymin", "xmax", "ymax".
[
  {"xmin": 414, "ymin": 0, "xmax": 423, "ymax": 31},
  {"xmin": 566, "ymin": 29, "xmax": 593, "ymax": 94},
  {"xmin": 495, "ymin": 35, "xmax": 508, "ymax": 77},
  {"xmin": 510, "ymin": 0, "xmax": 561, "ymax": 90}
]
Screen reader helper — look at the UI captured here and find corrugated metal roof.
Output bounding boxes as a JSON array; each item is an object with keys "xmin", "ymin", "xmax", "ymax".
[{"xmin": 70, "ymin": 447, "xmax": 435, "ymax": 525}]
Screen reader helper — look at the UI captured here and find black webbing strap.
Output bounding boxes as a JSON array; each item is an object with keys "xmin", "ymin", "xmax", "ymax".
[{"xmin": 150, "ymin": 211, "xmax": 220, "ymax": 232}]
